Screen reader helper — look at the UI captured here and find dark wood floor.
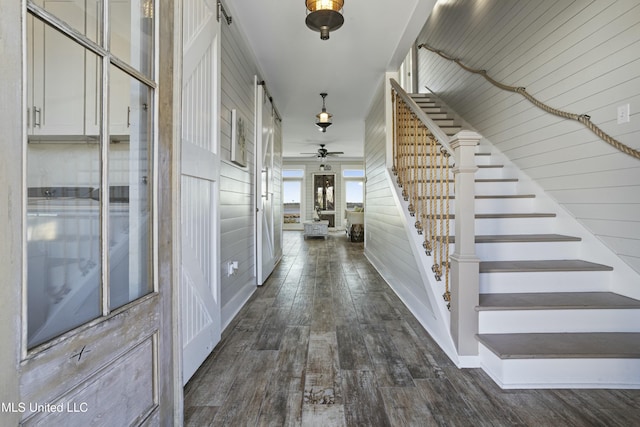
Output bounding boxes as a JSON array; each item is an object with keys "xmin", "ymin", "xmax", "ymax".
[{"xmin": 184, "ymin": 231, "xmax": 640, "ymax": 426}]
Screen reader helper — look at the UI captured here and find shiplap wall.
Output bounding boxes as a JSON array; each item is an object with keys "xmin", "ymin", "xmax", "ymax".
[
  {"xmin": 417, "ymin": 0, "xmax": 640, "ymax": 274},
  {"xmin": 219, "ymin": 21, "xmax": 259, "ymax": 326},
  {"xmin": 363, "ymin": 81, "xmax": 445, "ymax": 339}
]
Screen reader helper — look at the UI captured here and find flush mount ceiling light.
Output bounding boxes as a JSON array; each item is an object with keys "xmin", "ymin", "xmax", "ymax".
[
  {"xmin": 305, "ymin": 0, "xmax": 344, "ymax": 40},
  {"xmin": 316, "ymin": 93, "xmax": 333, "ymax": 133}
]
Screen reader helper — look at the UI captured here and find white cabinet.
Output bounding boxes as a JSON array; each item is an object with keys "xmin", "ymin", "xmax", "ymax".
[
  {"xmin": 27, "ymin": 1, "xmax": 100, "ymax": 138},
  {"xmin": 304, "ymin": 220, "xmax": 329, "ymax": 239},
  {"xmin": 109, "ymin": 0, "xmax": 132, "ymax": 137}
]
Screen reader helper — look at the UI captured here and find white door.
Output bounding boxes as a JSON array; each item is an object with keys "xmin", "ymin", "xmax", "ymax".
[
  {"xmin": 255, "ymin": 81, "xmax": 282, "ymax": 284},
  {"xmin": 180, "ymin": 0, "xmax": 221, "ymax": 384}
]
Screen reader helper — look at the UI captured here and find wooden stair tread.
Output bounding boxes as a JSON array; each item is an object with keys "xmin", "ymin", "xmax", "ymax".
[
  {"xmin": 479, "ymin": 259, "xmax": 613, "ymax": 273},
  {"xmin": 475, "ymin": 194, "xmax": 534, "ymax": 199},
  {"xmin": 478, "ymin": 292, "xmax": 640, "ymax": 311},
  {"xmin": 476, "ymin": 332, "xmax": 640, "ymax": 359},
  {"xmin": 432, "ymin": 213, "xmax": 556, "ymax": 219},
  {"xmin": 475, "ymin": 212, "xmax": 556, "ymax": 218},
  {"xmin": 444, "ymin": 234, "xmax": 581, "ymax": 244},
  {"xmin": 412, "ymin": 194, "xmax": 535, "ymax": 201},
  {"xmin": 403, "ymin": 178, "xmax": 518, "ymax": 184}
]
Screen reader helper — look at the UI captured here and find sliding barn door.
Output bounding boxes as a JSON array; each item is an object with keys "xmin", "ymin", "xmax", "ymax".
[
  {"xmin": 180, "ymin": 0, "xmax": 221, "ymax": 384},
  {"xmin": 255, "ymin": 81, "xmax": 282, "ymax": 285}
]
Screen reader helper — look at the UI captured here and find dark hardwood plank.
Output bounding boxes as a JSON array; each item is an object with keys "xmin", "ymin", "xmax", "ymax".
[
  {"xmin": 379, "ymin": 387, "xmax": 438, "ymax": 426},
  {"xmin": 310, "ymin": 296, "xmax": 335, "ymax": 334},
  {"xmin": 351, "ymin": 292, "xmax": 401, "ymax": 323},
  {"xmin": 254, "ymin": 307, "xmax": 292, "ymax": 350},
  {"xmin": 210, "ymin": 350, "xmax": 278, "ymax": 426},
  {"xmin": 336, "ymin": 322, "xmax": 372, "ymax": 371},
  {"xmin": 385, "ymin": 320, "xmax": 445, "ymax": 380},
  {"xmin": 258, "ymin": 326, "xmax": 310, "ymax": 426},
  {"xmin": 342, "ymin": 369, "xmax": 392, "ymax": 427},
  {"xmin": 415, "ymin": 378, "xmax": 477, "ymax": 426},
  {"xmin": 361, "ymin": 323, "xmax": 414, "ymax": 387},
  {"xmin": 183, "ymin": 329, "xmax": 256, "ymax": 406},
  {"xmin": 184, "ymin": 406, "xmax": 218, "ymax": 427},
  {"xmin": 304, "ymin": 332, "xmax": 342, "ymax": 406},
  {"xmin": 184, "ymin": 231, "xmax": 640, "ymax": 426},
  {"xmin": 288, "ymin": 290, "xmax": 315, "ymax": 326}
]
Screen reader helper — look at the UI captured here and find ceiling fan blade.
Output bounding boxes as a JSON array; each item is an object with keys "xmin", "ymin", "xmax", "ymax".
[{"xmin": 326, "ymin": 151, "xmax": 344, "ymax": 155}]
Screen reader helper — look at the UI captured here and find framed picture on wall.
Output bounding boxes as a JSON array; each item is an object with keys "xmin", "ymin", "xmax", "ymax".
[{"xmin": 231, "ymin": 109, "xmax": 247, "ymax": 167}]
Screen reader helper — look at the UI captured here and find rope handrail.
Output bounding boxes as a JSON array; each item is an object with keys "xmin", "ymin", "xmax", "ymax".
[
  {"xmin": 391, "ymin": 82, "xmax": 455, "ymax": 308},
  {"xmin": 389, "ymin": 79, "xmax": 454, "ymax": 157},
  {"xmin": 418, "ymin": 43, "xmax": 640, "ymax": 160}
]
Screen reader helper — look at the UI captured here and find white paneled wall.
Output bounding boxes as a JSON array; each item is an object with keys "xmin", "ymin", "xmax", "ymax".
[
  {"xmin": 417, "ymin": 0, "xmax": 640, "ymax": 274},
  {"xmin": 363, "ymin": 80, "xmax": 457, "ymax": 358},
  {"xmin": 219, "ymin": 21, "xmax": 259, "ymax": 326}
]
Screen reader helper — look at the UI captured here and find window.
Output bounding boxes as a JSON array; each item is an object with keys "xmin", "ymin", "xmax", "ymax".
[
  {"xmin": 283, "ymin": 169, "xmax": 304, "ymax": 225},
  {"xmin": 343, "ymin": 169, "xmax": 364, "ymax": 211},
  {"xmin": 26, "ymin": 0, "xmax": 155, "ymax": 348}
]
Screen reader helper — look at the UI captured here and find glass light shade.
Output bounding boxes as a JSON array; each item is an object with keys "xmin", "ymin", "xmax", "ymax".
[
  {"xmin": 306, "ymin": 0, "xmax": 344, "ymax": 12},
  {"xmin": 317, "ymin": 110, "xmax": 331, "ymax": 123},
  {"xmin": 305, "ymin": 0, "xmax": 344, "ymax": 40}
]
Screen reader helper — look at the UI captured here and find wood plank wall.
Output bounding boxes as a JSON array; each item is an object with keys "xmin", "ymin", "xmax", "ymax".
[
  {"xmin": 416, "ymin": 0, "xmax": 640, "ymax": 274},
  {"xmin": 363, "ymin": 81, "xmax": 448, "ymax": 342},
  {"xmin": 219, "ymin": 21, "xmax": 260, "ymax": 325}
]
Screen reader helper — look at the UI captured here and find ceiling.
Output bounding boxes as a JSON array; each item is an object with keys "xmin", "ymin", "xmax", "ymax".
[{"xmin": 224, "ymin": 0, "xmax": 437, "ymax": 159}]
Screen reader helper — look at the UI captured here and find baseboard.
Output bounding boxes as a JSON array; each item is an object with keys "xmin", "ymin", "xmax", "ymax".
[{"xmin": 456, "ymin": 355, "xmax": 480, "ymax": 368}]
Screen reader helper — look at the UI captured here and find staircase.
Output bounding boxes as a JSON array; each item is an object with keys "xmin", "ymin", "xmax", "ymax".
[{"xmin": 409, "ymin": 93, "xmax": 640, "ymax": 388}]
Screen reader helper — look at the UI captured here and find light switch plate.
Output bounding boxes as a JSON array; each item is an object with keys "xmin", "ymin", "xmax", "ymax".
[{"xmin": 617, "ymin": 104, "xmax": 630, "ymax": 124}]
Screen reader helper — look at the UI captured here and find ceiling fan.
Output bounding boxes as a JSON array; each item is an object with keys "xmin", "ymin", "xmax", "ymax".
[{"xmin": 301, "ymin": 144, "xmax": 344, "ymax": 159}]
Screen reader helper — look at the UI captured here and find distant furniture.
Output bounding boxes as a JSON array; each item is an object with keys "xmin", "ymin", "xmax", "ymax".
[
  {"xmin": 345, "ymin": 209, "xmax": 364, "ymax": 242},
  {"xmin": 304, "ymin": 220, "xmax": 329, "ymax": 239}
]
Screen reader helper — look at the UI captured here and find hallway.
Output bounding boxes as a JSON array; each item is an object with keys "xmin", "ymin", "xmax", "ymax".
[{"xmin": 184, "ymin": 231, "xmax": 640, "ymax": 426}]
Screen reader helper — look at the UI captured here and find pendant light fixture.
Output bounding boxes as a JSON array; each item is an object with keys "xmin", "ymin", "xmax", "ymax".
[
  {"xmin": 316, "ymin": 93, "xmax": 332, "ymax": 133},
  {"xmin": 305, "ymin": 0, "xmax": 344, "ymax": 40}
]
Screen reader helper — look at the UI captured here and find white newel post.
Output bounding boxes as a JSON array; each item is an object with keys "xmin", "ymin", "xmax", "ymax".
[{"xmin": 449, "ymin": 131, "xmax": 482, "ymax": 357}]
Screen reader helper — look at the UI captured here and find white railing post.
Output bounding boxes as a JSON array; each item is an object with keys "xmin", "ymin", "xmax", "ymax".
[{"xmin": 449, "ymin": 131, "xmax": 481, "ymax": 357}]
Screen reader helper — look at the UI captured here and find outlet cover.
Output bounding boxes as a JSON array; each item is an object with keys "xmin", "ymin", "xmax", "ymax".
[{"xmin": 617, "ymin": 104, "xmax": 630, "ymax": 124}]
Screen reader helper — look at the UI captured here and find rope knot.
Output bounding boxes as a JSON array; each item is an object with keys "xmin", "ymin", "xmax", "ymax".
[{"xmin": 578, "ymin": 114, "xmax": 591, "ymax": 123}]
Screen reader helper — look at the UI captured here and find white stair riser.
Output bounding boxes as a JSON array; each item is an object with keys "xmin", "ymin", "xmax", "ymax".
[
  {"xmin": 437, "ymin": 240, "xmax": 580, "ymax": 260},
  {"xmin": 410, "ymin": 198, "xmax": 535, "ymax": 214},
  {"xmin": 474, "ymin": 198, "xmax": 535, "ymax": 214},
  {"xmin": 479, "ymin": 345, "xmax": 640, "ymax": 389},
  {"xmin": 480, "ymin": 270, "xmax": 611, "ymax": 294},
  {"xmin": 473, "ymin": 241, "xmax": 581, "ymax": 260},
  {"xmin": 397, "ymin": 167, "xmax": 506, "ymax": 181},
  {"xmin": 417, "ymin": 217, "xmax": 557, "ymax": 234},
  {"xmin": 402, "ymin": 181, "xmax": 519, "ymax": 196},
  {"xmin": 473, "ymin": 156, "xmax": 494, "ymax": 166},
  {"xmin": 475, "ymin": 217, "xmax": 556, "ymax": 234},
  {"xmin": 475, "ymin": 181, "xmax": 518, "ymax": 194},
  {"xmin": 478, "ymin": 309, "xmax": 640, "ymax": 334},
  {"xmin": 475, "ymin": 167, "xmax": 505, "ymax": 180},
  {"xmin": 433, "ymin": 119, "xmax": 455, "ymax": 127}
]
